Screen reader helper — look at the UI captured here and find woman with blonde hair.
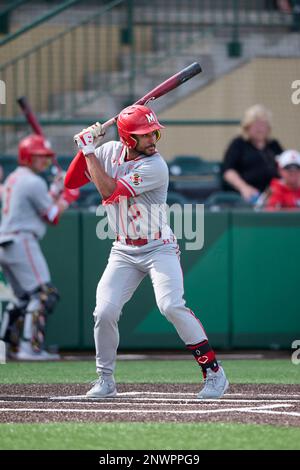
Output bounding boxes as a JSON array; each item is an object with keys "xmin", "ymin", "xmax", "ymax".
[{"xmin": 222, "ymin": 104, "xmax": 283, "ymax": 202}]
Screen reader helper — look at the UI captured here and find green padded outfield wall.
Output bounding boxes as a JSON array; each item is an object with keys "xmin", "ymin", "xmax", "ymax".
[
  {"xmin": 81, "ymin": 211, "xmax": 114, "ymax": 349},
  {"xmin": 81, "ymin": 210, "xmax": 230, "ymax": 350},
  {"xmin": 32, "ymin": 210, "xmax": 300, "ymax": 350},
  {"xmin": 231, "ymin": 211, "xmax": 300, "ymax": 348},
  {"xmin": 40, "ymin": 211, "xmax": 81, "ymax": 349}
]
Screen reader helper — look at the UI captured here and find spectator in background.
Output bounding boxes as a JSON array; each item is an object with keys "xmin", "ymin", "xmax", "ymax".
[
  {"xmin": 276, "ymin": 0, "xmax": 292, "ymax": 12},
  {"xmin": 265, "ymin": 150, "xmax": 300, "ymax": 209},
  {"xmin": 222, "ymin": 104, "xmax": 283, "ymax": 203},
  {"xmin": 276, "ymin": 0, "xmax": 300, "ymax": 31}
]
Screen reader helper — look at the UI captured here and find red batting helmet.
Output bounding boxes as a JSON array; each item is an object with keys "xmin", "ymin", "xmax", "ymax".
[
  {"xmin": 117, "ymin": 104, "xmax": 164, "ymax": 148},
  {"xmin": 18, "ymin": 134, "xmax": 55, "ymax": 166}
]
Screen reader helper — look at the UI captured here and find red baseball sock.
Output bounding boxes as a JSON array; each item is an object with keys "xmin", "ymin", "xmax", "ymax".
[{"xmin": 187, "ymin": 339, "xmax": 219, "ymax": 377}]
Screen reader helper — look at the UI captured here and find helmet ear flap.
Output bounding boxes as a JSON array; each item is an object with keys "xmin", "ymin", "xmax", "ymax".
[
  {"xmin": 121, "ymin": 134, "xmax": 138, "ymax": 149},
  {"xmin": 126, "ymin": 131, "xmax": 160, "ymax": 149},
  {"xmin": 130, "ymin": 135, "xmax": 138, "ymax": 149}
]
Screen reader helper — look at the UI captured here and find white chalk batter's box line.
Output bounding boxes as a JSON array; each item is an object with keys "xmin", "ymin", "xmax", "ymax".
[
  {"xmin": 1, "ymin": 403, "xmax": 300, "ymax": 418},
  {"xmin": 2, "ymin": 398, "xmax": 300, "ymax": 406},
  {"xmin": 1, "ymin": 391, "xmax": 300, "ymax": 404},
  {"xmin": 108, "ymin": 391, "xmax": 300, "ymax": 398},
  {"xmin": 2, "ymin": 392, "xmax": 299, "ymax": 399},
  {"xmin": 49, "ymin": 397, "xmax": 300, "ymax": 404}
]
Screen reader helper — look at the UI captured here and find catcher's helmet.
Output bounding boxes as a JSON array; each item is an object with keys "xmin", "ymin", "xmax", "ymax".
[
  {"xmin": 117, "ymin": 104, "xmax": 164, "ymax": 148},
  {"xmin": 18, "ymin": 134, "xmax": 55, "ymax": 166}
]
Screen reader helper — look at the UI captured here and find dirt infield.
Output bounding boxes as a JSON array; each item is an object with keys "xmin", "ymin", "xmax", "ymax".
[{"xmin": 0, "ymin": 383, "xmax": 300, "ymax": 426}]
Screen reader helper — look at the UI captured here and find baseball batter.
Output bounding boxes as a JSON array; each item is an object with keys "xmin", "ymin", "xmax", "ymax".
[
  {"xmin": 0, "ymin": 134, "xmax": 79, "ymax": 360},
  {"xmin": 73, "ymin": 105, "xmax": 229, "ymax": 399}
]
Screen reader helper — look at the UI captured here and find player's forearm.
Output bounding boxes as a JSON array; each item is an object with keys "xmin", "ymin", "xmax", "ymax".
[{"xmin": 85, "ymin": 154, "xmax": 116, "ymax": 199}]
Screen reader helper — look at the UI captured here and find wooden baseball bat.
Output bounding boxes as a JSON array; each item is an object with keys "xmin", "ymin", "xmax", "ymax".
[
  {"xmin": 65, "ymin": 62, "xmax": 202, "ymax": 188},
  {"xmin": 17, "ymin": 96, "xmax": 63, "ymax": 175},
  {"xmin": 102, "ymin": 62, "xmax": 202, "ymax": 131}
]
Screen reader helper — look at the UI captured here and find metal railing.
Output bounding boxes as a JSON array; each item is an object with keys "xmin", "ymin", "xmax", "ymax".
[
  {"xmin": 0, "ymin": 0, "xmax": 30, "ymax": 34},
  {"xmin": 0, "ymin": 0, "xmax": 294, "ymax": 152},
  {"xmin": 0, "ymin": 0, "xmax": 82, "ymax": 47},
  {"xmin": 0, "ymin": 118, "xmax": 241, "ymax": 126}
]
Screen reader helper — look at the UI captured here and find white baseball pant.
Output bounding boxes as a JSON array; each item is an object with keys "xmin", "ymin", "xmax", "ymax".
[{"xmin": 93, "ymin": 242, "xmax": 208, "ymax": 376}]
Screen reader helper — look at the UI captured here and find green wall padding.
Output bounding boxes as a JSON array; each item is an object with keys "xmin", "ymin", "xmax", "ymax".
[
  {"xmin": 81, "ymin": 210, "xmax": 230, "ymax": 350},
  {"xmin": 41, "ymin": 211, "xmax": 81, "ymax": 348},
  {"xmin": 14, "ymin": 209, "xmax": 300, "ymax": 351},
  {"xmin": 231, "ymin": 211, "xmax": 300, "ymax": 348}
]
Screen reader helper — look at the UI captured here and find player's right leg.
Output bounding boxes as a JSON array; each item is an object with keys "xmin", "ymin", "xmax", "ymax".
[
  {"xmin": 148, "ymin": 243, "xmax": 229, "ymax": 399},
  {"xmin": 87, "ymin": 250, "xmax": 146, "ymax": 398}
]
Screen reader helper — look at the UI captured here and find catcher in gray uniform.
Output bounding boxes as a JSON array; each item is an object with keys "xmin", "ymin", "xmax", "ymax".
[
  {"xmin": 73, "ymin": 104, "xmax": 229, "ymax": 399},
  {"xmin": 0, "ymin": 134, "xmax": 79, "ymax": 360}
]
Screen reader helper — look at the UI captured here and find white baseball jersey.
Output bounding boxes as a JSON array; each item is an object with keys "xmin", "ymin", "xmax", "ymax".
[
  {"xmin": 0, "ymin": 167, "xmax": 57, "ymax": 241},
  {"xmin": 95, "ymin": 141, "xmax": 174, "ymax": 250}
]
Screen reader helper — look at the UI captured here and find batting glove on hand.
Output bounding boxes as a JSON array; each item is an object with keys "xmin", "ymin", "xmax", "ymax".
[
  {"xmin": 87, "ymin": 122, "xmax": 105, "ymax": 140},
  {"xmin": 74, "ymin": 122, "xmax": 105, "ymax": 155},
  {"xmin": 74, "ymin": 130, "xmax": 96, "ymax": 156}
]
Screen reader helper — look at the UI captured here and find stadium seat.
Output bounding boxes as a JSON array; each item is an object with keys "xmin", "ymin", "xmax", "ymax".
[
  {"xmin": 169, "ymin": 155, "xmax": 220, "ymax": 176},
  {"xmin": 78, "ymin": 189, "xmax": 102, "ymax": 209},
  {"xmin": 168, "ymin": 155, "xmax": 222, "ymax": 201},
  {"xmin": 0, "ymin": 156, "xmax": 18, "ymax": 179},
  {"xmin": 166, "ymin": 191, "xmax": 191, "ymax": 206},
  {"xmin": 204, "ymin": 191, "xmax": 252, "ymax": 210}
]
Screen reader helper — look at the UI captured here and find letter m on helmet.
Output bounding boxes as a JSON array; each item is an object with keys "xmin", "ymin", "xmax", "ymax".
[{"xmin": 146, "ymin": 113, "xmax": 156, "ymax": 124}]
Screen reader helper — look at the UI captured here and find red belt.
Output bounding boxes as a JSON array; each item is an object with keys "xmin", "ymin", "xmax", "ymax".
[{"xmin": 116, "ymin": 231, "xmax": 161, "ymax": 246}]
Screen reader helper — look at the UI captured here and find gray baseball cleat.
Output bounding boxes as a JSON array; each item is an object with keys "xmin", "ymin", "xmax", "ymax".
[
  {"xmin": 197, "ymin": 366, "xmax": 229, "ymax": 399},
  {"xmin": 86, "ymin": 375, "xmax": 117, "ymax": 398}
]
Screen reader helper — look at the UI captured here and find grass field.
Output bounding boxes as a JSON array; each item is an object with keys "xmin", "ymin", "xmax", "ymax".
[
  {"xmin": 0, "ymin": 358, "xmax": 300, "ymax": 450},
  {"xmin": 1, "ymin": 358, "xmax": 299, "ymax": 384},
  {"xmin": 1, "ymin": 422, "xmax": 299, "ymax": 450}
]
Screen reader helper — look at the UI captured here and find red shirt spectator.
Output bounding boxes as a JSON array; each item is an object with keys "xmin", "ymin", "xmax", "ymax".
[{"xmin": 266, "ymin": 150, "xmax": 300, "ymax": 210}]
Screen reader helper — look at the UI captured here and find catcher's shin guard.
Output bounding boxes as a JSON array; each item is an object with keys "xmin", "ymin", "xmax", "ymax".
[
  {"xmin": 23, "ymin": 296, "xmax": 44, "ymax": 352},
  {"xmin": 23, "ymin": 284, "xmax": 60, "ymax": 352},
  {"xmin": 40, "ymin": 283, "xmax": 60, "ymax": 314}
]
